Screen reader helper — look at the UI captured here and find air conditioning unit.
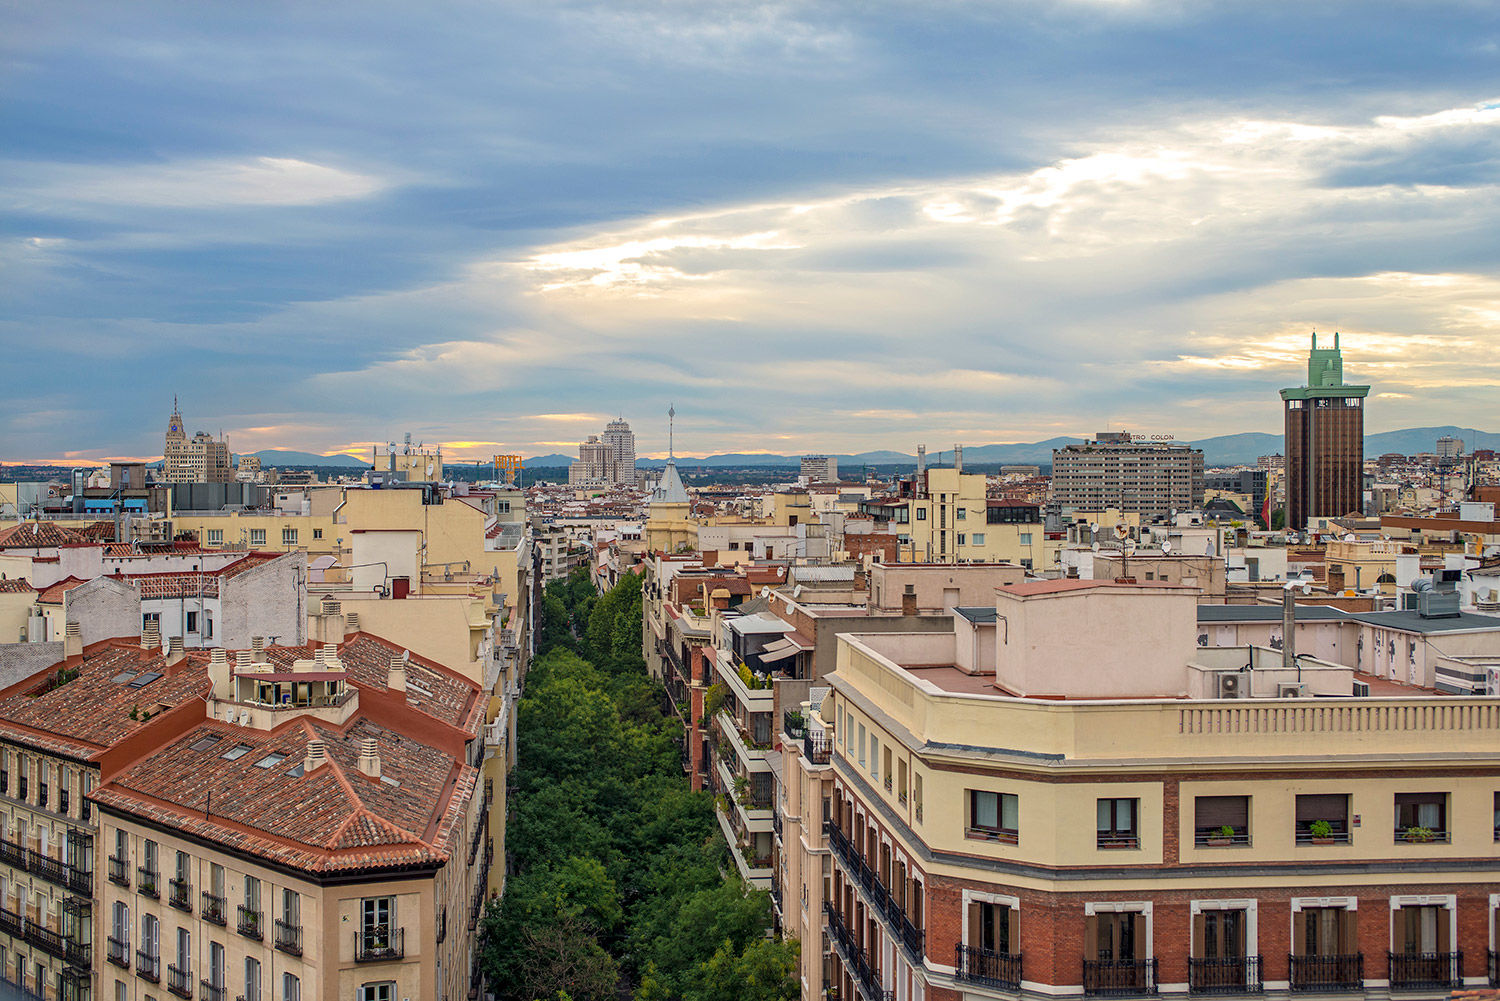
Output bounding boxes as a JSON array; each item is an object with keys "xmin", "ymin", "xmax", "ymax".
[
  {"xmin": 1217, "ymin": 673, "xmax": 1246, "ymax": 699},
  {"xmin": 1352, "ymin": 680, "xmax": 1370, "ymax": 697},
  {"xmin": 1277, "ymin": 683, "xmax": 1307, "ymax": 698}
]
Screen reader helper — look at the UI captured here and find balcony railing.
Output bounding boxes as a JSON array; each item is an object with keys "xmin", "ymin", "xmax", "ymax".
[
  {"xmin": 137, "ymin": 951, "xmax": 161, "ymax": 983},
  {"xmin": 167, "ymin": 963, "xmax": 193, "ymax": 998},
  {"xmin": 956, "ymin": 943, "xmax": 1023, "ymax": 990},
  {"xmin": 237, "ymin": 905, "xmax": 262, "ymax": 940},
  {"xmin": 1188, "ymin": 955, "xmax": 1262, "ymax": 994},
  {"xmin": 1288, "ymin": 953, "xmax": 1363, "ymax": 991},
  {"xmin": 1083, "ymin": 958, "xmax": 1158, "ymax": 996},
  {"xmin": 824, "ymin": 820, "xmax": 924, "ymax": 963},
  {"xmin": 1193, "ymin": 827, "xmax": 1251, "ymax": 848},
  {"xmin": 824, "ymin": 902, "xmax": 883, "ymax": 1001},
  {"xmin": 356, "ymin": 925, "xmax": 404, "ymax": 962},
  {"xmin": 138, "ymin": 866, "xmax": 160, "ymax": 898},
  {"xmin": 201, "ymin": 980, "xmax": 226, "ymax": 1001},
  {"xmin": 37, "ymin": 783, "xmax": 47, "ymax": 809},
  {"xmin": 274, "ymin": 918, "xmax": 303, "ymax": 955},
  {"xmin": 105, "ymin": 935, "xmax": 129, "ymax": 968},
  {"xmin": 784, "ymin": 709, "xmax": 807, "ymax": 739},
  {"xmin": 1387, "ymin": 950, "xmax": 1461, "ymax": 990},
  {"xmin": 0, "ymin": 838, "xmax": 24, "ymax": 868},
  {"xmin": 1293, "ymin": 826, "xmax": 1351, "ymax": 845},
  {"xmin": 107, "ymin": 855, "xmax": 129, "ymax": 887},
  {"xmin": 170, "ymin": 877, "xmax": 193, "ymax": 911},
  {"xmin": 24, "ymin": 917, "xmax": 65, "ymax": 959},
  {"xmin": 64, "ymin": 936, "xmax": 90, "ymax": 970},
  {"xmin": 201, "ymin": 891, "xmax": 226, "ymax": 926},
  {"xmin": 58, "ymin": 790, "xmax": 68, "ymax": 815},
  {"xmin": 1392, "ymin": 827, "xmax": 1450, "ymax": 844},
  {"xmin": 0, "ymin": 907, "xmax": 20, "ymax": 938}
]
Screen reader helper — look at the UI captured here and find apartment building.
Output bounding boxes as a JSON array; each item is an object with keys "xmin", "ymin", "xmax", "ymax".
[
  {"xmin": 818, "ymin": 578, "xmax": 1500, "ymax": 1001},
  {"xmin": 1051, "ymin": 433, "xmax": 1206, "ymax": 521},
  {"xmin": 163, "ymin": 403, "xmax": 232, "ymax": 485},
  {"xmin": 859, "ymin": 469, "xmax": 1056, "ymax": 568}
]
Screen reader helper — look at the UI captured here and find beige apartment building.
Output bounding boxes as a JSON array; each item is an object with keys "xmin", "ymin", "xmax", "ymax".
[
  {"xmin": 817, "ymin": 579, "xmax": 1500, "ymax": 1001},
  {"xmin": 1051, "ymin": 433, "xmax": 1205, "ymax": 520},
  {"xmin": 163, "ymin": 402, "xmax": 232, "ymax": 485},
  {"xmin": 860, "ymin": 469, "xmax": 1059, "ymax": 569}
]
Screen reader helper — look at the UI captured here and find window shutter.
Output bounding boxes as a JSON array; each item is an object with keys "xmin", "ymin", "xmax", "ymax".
[
  {"xmin": 1192, "ymin": 912, "xmax": 1206, "ymax": 959},
  {"xmin": 1084, "ymin": 913, "xmax": 1099, "ymax": 960},
  {"xmin": 1436, "ymin": 908, "xmax": 1451, "ymax": 954},
  {"xmin": 1195, "ymin": 796, "xmax": 1249, "ymax": 829},
  {"xmin": 1296, "ymin": 794, "xmax": 1348, "ymax": 824},
  {"xmin": 968, "ymin": 901, "xmax": 983, "ymax": 949},
  {"xmin": 1132, "ymin": 912, "xmax": 1148, "ymax": 960},
  {"xmin": 1339, "ymin": 908, "xmax": 1358, "ymax": 955},
  {"xmin": 1008, "ymin": 905, "xmax": 1020, "ymax": 954},
  {"xmin": 1292, "ymin": 911, "xmax": 1306, "ymax": 955}
]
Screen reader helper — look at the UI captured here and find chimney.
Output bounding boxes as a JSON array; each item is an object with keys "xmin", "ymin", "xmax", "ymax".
[
  {"xmin": 916, "ymin": 445, "xmax": 926, "ymax": 480},
  {"xmin": 901, "ymin": 583, "xmax": 917, "ymax": 616},
  {"xmin": 316, "ymin": 599, "xmax": 345, "ymax": 645},
  {"xmin": 235, "ymin": 650, "xmax": 251, "ymax": 671},
  {"xmin": 251, "ymin": 636, "xmax": 265, "ymax": 662},
  {"xmin": 141, "ymin": 620, "xmax": 161, "ymax": 651},
  {"xmin": 357, "ymin": 738, "xmax": 381, "ymax": 779},
  {"xmin": 165, "ymin": 635, "xmax": 185, "ymax": 667},
  {"xmin": 209, "ymin": 648, "xmax": 232, "ymax": 700},
  {"xmin": 63, "ymin": 622, "xmax": 82, "ymax": 662},
  {"xmin": 302, "ymin": 739, "xmax": 327, "ymax": 774},
  {"xmin": 388, "ymin": 655, "xmax": 407, "ymax": 693},
  {"xmin": 954, "ymin": 444, "xmax": 964, "ymax": 473},
  {"xmin": 345, "ymin": 611, "xmax": 361, "ymax": 635}
]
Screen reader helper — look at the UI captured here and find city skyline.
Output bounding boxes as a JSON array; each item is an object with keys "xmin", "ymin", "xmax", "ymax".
[{"xmin": 5, "ymin": 3, "xmax": 1500, "ymax": 461}]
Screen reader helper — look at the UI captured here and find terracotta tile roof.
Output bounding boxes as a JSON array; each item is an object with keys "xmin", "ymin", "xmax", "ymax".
[
  {"xmin": 0, "ymin": 642, "xmax": 211, "ymax": 758},
  {"xmin": 0, "ymin": 579, "xmax": 35, "ymax": 594},
  {"xmin": 93, "ymin": 715, "xmax": 477, "ymax": 873},
  {"xmin": 0, "ymin": 522, "xmax": 91, "ymax": 549},
  {"xmin": 77, "ymin": 521, "xmax": 119, "ymax": 542},
  {"xmin": 999, "ymin": 578, "xmax": 1194, "ymax": 596},
  {"xmin": 123, "ymin": 554, "xmax": 281, "ymax": 599},
  {"xmin": 35, "ymin": 576, "xmax": 88, "ymax": 605}
]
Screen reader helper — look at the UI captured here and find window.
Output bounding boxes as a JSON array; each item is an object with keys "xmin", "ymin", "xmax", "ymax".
[
  {"xmin": 281, "ymin": 973, "xmax": 300, "ymax": 1001},
  {"xmin": 206, "ymin": 529, "xmax": 223, "ymax": 545},
  {"xmin": 857, "ymin": 723, "xmax": 866, "ymax": 767},
  {"xmin": 254, "ymin": 754, "xmax": 287, "ymax": 769},
  {"xmin": 957, "ymin": 533, "xmax": 967, "ymax": 546},
  {"xmin": 916, "ymin": 509, "xmax": 927, "ymax": 520},
  {"xmin": 1194, "ymin": 796, "xmax": 1250, "ymax": 846},
  {"xmin": 222, "ymin": 744, "xmax": 252, "ymax": 761},
  {"xmin": 312, "ymin": 529, "xmax": 322, "ymax": 540},
  {"xmin": 956, "ymin": 507, "xmax": 967, "ymax": 521},
  {"xmin": 1097, "ymin": 798, "xmax": 1139, "ymax": 849},
  {"xmin": 282, "ymin": 888, "xmax": 300, "ymax": 926},
  {"xmin": 972, "ymin": 533, "xmax": 985, "ymax": 545},
  {"xmin": 914, "ymin": 772, "xmax": 923, "ymax": 823},
  {"xmin": 186, "ymin": 611, "xmax": 198, "ymax": 633},
  {"xmin": 1087, "ymin": 910, "xmax": 1145, "ymax": 962},
  {"xmin": 175, "ymin": 927, "xmax": 191, "ymax": 974},
  {"xmin": 1295, "ymin": 793, "xmax": 1350, "ymax": 844},
  {"xmin": 1296, "ymin": 906, "xmax": 1356, "ymax": 958},
  {"xmin": 208, "ymin": 942, "xmax": 225, "ymax": 990},
  {"xmin": 1194, "ymin": 907, "xmax": 1246, "ymax": 960},
  {"xmin": 142, "ymin": 612, "xmax": 160, "ymax": 631},
  {"xmin": 898, "ymin": 758, "xmax": 908, "ymax": 805},
  {"xmin": 244, "ymin": 958, "xmax": 261, "ymax": 1001},
  {"xmin": 249, "ymin": 529, "xmax": 266, "ymax": 547},
  {"xmin": 111, "ymin": 900, "xmax": 129, "ymax": 945},
  {"xmin": 968, "ymin": 790, "xmax": 1019, "ymax": 843},
  {"xmin": 1394, "ymin": 793, "xmax": 1448, "ymax": 842},
  {"xmin": 357, "ymin": 985, "xmax": 395, "ymax": 1001},
  {"xmin": 360, "ymin": 897, "xmax": 394, "ymax": 951},
  {"xmin": 870, "ymin": 736, "xmax": 879, "ymax": 780},
  {"xmin": 245, "ymin": 875, "xmax": 261, "ymax": 911},
  {"xmin": 967, "ymin": 899, "xmax": 1017, "ymax": 956},
  {"xmin": 1020, "ymin": 532, "xmax": 1033, "ymax": 545},
  {"xmin": 282, "ymin": 528, "xmax": 298, "ymax": 546}
]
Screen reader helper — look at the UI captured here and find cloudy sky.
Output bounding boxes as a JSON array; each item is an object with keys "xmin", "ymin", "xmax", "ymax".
[{"xmin": 4, "ymin": 1, "xmax": 1499, "ymax": 463}]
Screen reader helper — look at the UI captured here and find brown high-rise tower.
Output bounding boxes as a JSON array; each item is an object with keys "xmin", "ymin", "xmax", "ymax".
[{"xmin": 1280, "ymin": 333, "xmax": 1369, "ymax": 531}]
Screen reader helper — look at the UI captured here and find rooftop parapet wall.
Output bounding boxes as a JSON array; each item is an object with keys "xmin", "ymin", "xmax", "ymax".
[{"xmin": 834, "ymin": 634, "xmax": 1500, "ymax": 767}]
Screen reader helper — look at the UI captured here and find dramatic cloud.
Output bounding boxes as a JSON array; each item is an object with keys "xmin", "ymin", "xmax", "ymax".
[{"xmin": 3, "ymin": 1, "xmax": 1499, "ymax": 461}]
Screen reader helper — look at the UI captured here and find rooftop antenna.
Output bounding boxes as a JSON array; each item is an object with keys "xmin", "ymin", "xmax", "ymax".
[{"xmin": 668, "ymin": 404, "xmax": 676, "ymax": 461}]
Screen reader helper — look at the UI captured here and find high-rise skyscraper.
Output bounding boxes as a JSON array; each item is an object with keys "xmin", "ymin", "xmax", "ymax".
[
  {"xmin": 1280, "ymin": 333, "xmax": 1369, "ymax": 530},
  {"xmin": 602, "ymin": 417, "xmax": 636, "ymax": 484},
  {"xmin": 162, "ymin": 397, "xmax": 232, "ymax": 483}
]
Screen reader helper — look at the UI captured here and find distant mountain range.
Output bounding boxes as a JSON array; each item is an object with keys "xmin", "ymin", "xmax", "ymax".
[
  {"xmin": 598, "ymin": 426, "xmax": 1500, "ymax": 469},
  {"xmin": 241, "ymin": 449, "xmax": 370, "ymax": 468}
]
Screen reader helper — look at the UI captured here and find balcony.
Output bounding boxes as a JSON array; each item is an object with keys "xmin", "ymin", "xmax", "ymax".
[
  {"xmin": 24, "ymin": 917, "xmax": 65, "ymax": 959},
  {"xmin": 1387, "ymin": 950, "xmax": 1461, "ymax": 990},
  {"xmin": 715, "ymin": 801, "xmax": 772, "ymax": 885},
  {"xmin": 107, "ymin": 855, "xmax": 129, "ymax": 887},
  {"xmin": 824, "ymin": 902, "xmax": 884, "ymax": 1001},
  {"xmin": 138, "ymin": 866, "xmax": 160, "ymax": 898},
  {"xmin": 170, "ymin": 877, "xmax": 193, "ymax": 911},
  {"xmin": 237, "ymin": 905, "xmax": 263, "ymax": 940},
  {"xmin": 106, "ymin": 935, "xmax": 129, "ymax": 968},
  {"xmin": 274, "ymin": 918, "xmax": 303, "ymax": 955},
  {"xmin": 167, "ymin": 963, "xmax": 193, "ymax": 998},
  {"xmin": 956, "ymin": 943, "xmax": 1023, "ymax": 990},
  {"xmin": 783, "ymin": 709, "xmax": 807, "ymax": 739},
  {"xmin": 1188, "ymin": 956, "xmax": 1262, "ymax": 994},
  {"xmin": 63, "ymin": 936, "xmax": 90, "ymax": 970},
  {"xmin": 137, "ymin": 951, "xmax": 161, "ymax": 983},
  {"xmin": 201, "ymin": 891, "xmax": 227, "ymax": 926},
  {"xmin": 1193, "ymin": 827, "xmax": 1251, "ymax": 848},
  {"xmin": 0, "ymin": 839, "xmax": 24, "ymax": 868},
  {"xmin": 824, "ymin": 819, "xmax": 924, "ymax": 966},
  {"xmin": 1392, "ymin": 827, "xmax": 1450, "ymax": 845},
  {"xmin": 716, "ymin": 710, "xmax": 771, "ymax": 768},
  {"xmin": 1083, "ymin": 958, "xmax": 1158, "ymax": 996},
  {"xmin": 0, "ymin": 907, "xmax": 20, "ymax": 938},
  {"xmin": 1287, "ymin": 953, "xmax": 1363, "ymax": 992},
  {"xmin": 804, "ymin": 731, "xmax": 831, "ymax": 765},
  {"xmin": 355, "ymin": 925, "xmax": 405, "ymax": 962},
  {"xmin": 201, "ymin": 980, "xmax": 227, "ymax": 1001}
]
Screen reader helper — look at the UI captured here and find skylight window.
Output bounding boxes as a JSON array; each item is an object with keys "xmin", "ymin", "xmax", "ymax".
[
  {"xmin": 128, "ymin": 671, "xmax": 163, "ymax": 689},
  {"xmin": 221, "ymin": 744, "xmax": 252, "ymax": 761},
  {"xmin": 254, "ymin": 753, "xmax": 286, "ymax": 769},
  {"xmin": 189, "ymin": 735, "xmax": 223, "ymax": 751},
  {"xmin": 285, "ymin": 763, "xmax": 305, "ymax": 778}
]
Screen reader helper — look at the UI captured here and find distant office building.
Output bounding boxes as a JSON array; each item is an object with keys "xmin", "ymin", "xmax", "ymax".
[
  {"xmin": 1281, "ymin": 333, "xmax": 1369, "ymax": 530},
  {"xmin": 1437, "ymin": 435, "xmax": 1464, "ymax": 461},
  {"xmin": 603, "ymin": 417, "xmax": 637, "ymax": 483},
  {"xmin": 1257, "ymin": 453, "xmax": 1284, "ymax": 472},
  {"xmin": 162, "ymin": 398, "xmax": 232, "ymax": 483},
  {"xmin": 1204, "ymin": 469, "xmax": 1268, "ymax": 516},
  {"xmin": 801, "ymin": 455, "xmax": 838, "ymax": 483},
  {"xmin": 373, "ymin": 433, "xmax": 444, "ymax": 481},
  {"xmin": 570, "ymin": 435, "xmax": 612, "ymax": 485},
  {"xmin": 1051, "ymin": 433, "xmax": 1204, "ymax": 520}
]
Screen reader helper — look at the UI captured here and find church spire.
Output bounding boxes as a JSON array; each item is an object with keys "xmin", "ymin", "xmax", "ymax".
[{"xmin": 668, "ymin": 404, "xmax": 675, "ymax": 461}]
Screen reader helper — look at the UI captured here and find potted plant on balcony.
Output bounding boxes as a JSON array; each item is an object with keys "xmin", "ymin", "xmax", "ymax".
[
  {"xmin": 1309, "ymin": 820, "xmax": 1336, "ymax": 844},
  {"xmin": 1206, "ymin": 825, "xmax": 1236, "ymax": 847},
  {"xmin": 1404, "ymin": 825, "xmax": 1435, "ymax": 843}
]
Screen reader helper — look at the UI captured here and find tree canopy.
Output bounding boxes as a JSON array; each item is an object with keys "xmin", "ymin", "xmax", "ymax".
[{"xmin": 482, "ymin": 567, "xmax": 798, "ymax": 1001}]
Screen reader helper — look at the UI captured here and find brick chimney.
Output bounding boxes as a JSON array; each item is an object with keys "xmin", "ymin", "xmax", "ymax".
[
  {"xmin": 141, "ymin": 620, "xmax": 161, "ymax": 651},
  {"xmin": 63, "ymin": 622, "xmax": 82, "ymax": 662},
  {"xmin": 302, "ymin": 739, "xmax": 327, "ymax": 774},
  {"xmin": 357, "ymin": 738, "xmax": 381, "ymax": 779},
  {"xmin": 165, "ymin": 635, "xmax": 185, "ymax": 667},
  {"xmin": 901, "ymin": 583, "xmax": 917, "ymax": 616}
]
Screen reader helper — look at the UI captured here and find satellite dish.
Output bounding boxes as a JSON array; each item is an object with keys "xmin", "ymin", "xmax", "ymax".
[
  {"xmin": 792, "ymin": 585, "xmax": 803, "ymax": 598},
  {"xmin": 1089, "ymin": 522, "xmax": 1099, "ymax": 536},
  {"xmin": 1205, "ymin": 538, "xmax": 1215, "ymax": 556},
  {"xmin": 1161, "ymin": 539, "xmax": 1173, "ymax": 554},
  {"xmin": 1091, "ymin": 541, "xmax": 1099, "ymax": 552},
  {"xmin": 1171, "ymin": 509, "xmax": 1178, "ymax": 519},
  {"xmin": 1114, "ymin": 523, "xmax": 1129, "ymax": 540},
  {"xmin": 759, "ymin": 586, "xmax": 770, "ymax": 597}
]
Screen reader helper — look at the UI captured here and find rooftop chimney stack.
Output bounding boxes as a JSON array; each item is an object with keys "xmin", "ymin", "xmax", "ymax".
[
  {"xmin": 901, "ymin": 583, "xmax": 917, "ymax": 616},
  {"xmin": 388, "ymin": 655, "xmax": 407, "ymax": 694},
  {"xmin": 209, "ymin": 648, "xmax": 232, "ymax": 700},
  {"xmin": 165, "ymin": 635, "xmax": 185, "ymax": 667},
  {"xmin": 357, "ymin": 738, "xmax": 381, "ymax": 779},
  {"xmin": 303, "ymin": 739, "xmax": 327, "ymax": 774},
  {"xmin": 251, "ymin": 636, "xmax": 265, "ymax": 662},
  {"xmin": 141, "ymin": 620, "xmax": 161, "ymax": 651},
  {"xmin": 345, "ymin": 611, "xmax": 361, "ymax": 635},
  {"xmin": 1282, "ymin": 585, "xmax": 1297, "ymax": 673},
  {"xmin": 63, "ymin": 622, "xmax": 82, "ymax": 662}
]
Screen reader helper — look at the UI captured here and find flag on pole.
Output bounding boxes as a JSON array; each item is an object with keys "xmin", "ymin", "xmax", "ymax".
[{"xmin": 1261, "ymin": 490, "xmax": 1273, "ymax": 530}]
